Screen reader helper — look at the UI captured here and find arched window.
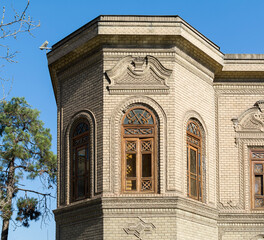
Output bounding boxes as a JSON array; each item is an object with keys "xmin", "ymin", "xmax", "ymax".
[
  {"xmin": 122, "ymin": 107, "xmax": 157, "ymax": 193},
  {"xmin": 251, "ymin": 149, "xmax": 264, "ymax": 209},
  {"xmin": 187, "ymin": 120, "xmax": 202, "ymax": 201},
  {"xmin": 71, "ymin": 121, "xmax": 90, "ymax": 202}
]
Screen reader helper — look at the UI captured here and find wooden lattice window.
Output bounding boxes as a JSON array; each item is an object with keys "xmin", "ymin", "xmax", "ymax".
[
  {"xmin": 71, "ymin": 121, "xmax": 90, "ymax": 202},
  {"xmin": 187, "ymin": 120, "xmax": 202, "ymax": 201},
  {"xmin": 122, "ymin": 107, "xmax": 157, "ymax": 193},
  {"xmin": 251, "ymin": 149, "xmax": 264, "ymax": 209}
]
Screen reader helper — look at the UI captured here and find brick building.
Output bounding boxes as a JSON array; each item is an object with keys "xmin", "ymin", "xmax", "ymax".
[{"xmin": 47, "ymin": 15, "xmax": 264, "ymax": 240}]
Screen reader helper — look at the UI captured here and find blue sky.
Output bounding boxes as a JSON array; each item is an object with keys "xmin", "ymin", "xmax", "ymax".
[{"xmin": 1, "ymin": 0, "xmax": 264, "ymax": 239}]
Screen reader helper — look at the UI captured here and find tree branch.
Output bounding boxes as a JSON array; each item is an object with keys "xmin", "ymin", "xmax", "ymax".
[{"xmin": 16, "ymin": 188, "xmax": 56, "ymax": 199}]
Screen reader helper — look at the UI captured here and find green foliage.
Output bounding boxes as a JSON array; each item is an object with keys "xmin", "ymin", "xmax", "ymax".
[
  {"xmin": 0, "ymin": 97, "xmax": 56, "ymax": 228},
  {"xmin": 16, "ymin": 197, "xmax": 41, "ymax": 227},
  {"xmin": 0, "ymin": 97, "xmax": 56, "ymax": 182}
]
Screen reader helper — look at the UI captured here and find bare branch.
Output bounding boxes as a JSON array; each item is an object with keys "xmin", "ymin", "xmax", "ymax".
[
  {"xmin": 0, "ymin": 0, "xmax": 40, "ymax": 101},
  {"xmin": 16, "ymin": 188, "xmax": 56, "ymax": 199}
]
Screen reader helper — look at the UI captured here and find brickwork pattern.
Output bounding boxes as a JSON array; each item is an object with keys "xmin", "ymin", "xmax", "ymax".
[
  {"xmin": 58, "ymin": 217, "xmax": 103, "ymax": 240},
  {"xmin": 48, "ymin": 15, "xmax": 264, "ymax": 240}
]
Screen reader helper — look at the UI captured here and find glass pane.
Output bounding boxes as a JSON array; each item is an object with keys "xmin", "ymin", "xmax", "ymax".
[
  {"xmin": 187, "ymin": 122, "xmax": 200, "ymax": 137},
  {"xmin": 199, "ymin": 181, "xmax": 202, "ymax": 199},
  {"xmin": 86, "ymin": 177, "xmax": 89, "ymax": 196},
  {"xmin": 77, "ymin": 149, "xmax": 86, "ymax": 175},
  {"xmin": 124, "ymin": 128, "xmax": 153, "ymax": 135},
  {"xmin": 190, "ymin": 148, "xmax": 197, "ymax": 174},
  {"xmin": 252, "ymin": 152, "xmax": 264, "ymax": 159},
  {"xmin": 126, "ymin": 141, "xmax": 136, "ymax": 152},
  {"xmin": 72, "ymin": 180, "xmax": 75, "ymax": 199},
  {"xmin": 198, "ymin": 153, "xmax": 201, "ymax": 175},
  {"xmin": 73, "ymin": 122, "xmax": 89, "ymax": 136},
  {"xmin": 124, "ymin": 108, "xmax": 154, "ymax": 125},
  {"xmin": 126, "ymin": 180, "xmax": 136, "ymax": 191},
  {"xmin": 187, "ymin": 147, "xmax": 189, "ymax": 170},
  {"xmin": 191, "ymin": 178, "xmax": 197, "ymax": 197},
  {"xmin": 255, "ymin": 164, "xmax": 263, "ymax": 174},
  {"xmin": 86, "ymin": 147, "xmax": 89, "ymax": 172},
  {"xmin": 255, "ymin": 175, "xmax": 263, "ymax": 195},
  {"xmin": 141, "ymin": 179, "xmax": 152, "ymax": 191},
  {"xmin": 141, "ymin": 141, "xmax": 152, "ymax": 151},
  {"xmin": 72, "ymin": 149, "xmax": 76, "ymax": 176},
  {"xmin": 255, "ymin": 198, "xmax": 264, "ymax": 208},
  {"xmin": 126, "ymin": 154, "xmax": 136, "ymax": 177},
  {"xmin": 78, "ymin": 178, "xmax": 85, "ymax": 198},
  {"xmin": 142, "ymin": 154, "xmax": 152, "ymax": 177}
]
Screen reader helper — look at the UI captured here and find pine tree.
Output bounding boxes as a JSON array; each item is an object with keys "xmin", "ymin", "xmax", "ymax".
[{"xmin": 0, "ymin": 97, "xmax": 56, "ymax": 240}]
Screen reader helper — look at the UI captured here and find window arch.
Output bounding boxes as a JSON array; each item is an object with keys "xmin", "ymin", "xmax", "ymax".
[
  {"xmin": 70, "ymin": 121, "xmax": 90, "ymax": 202},
  {"xmin": 122, "ymin": 106, "xmax": 157, "ymax": 193},
  {"xmin": 186, "ymin": 120, "xmax": 203, "ymax": 201}
]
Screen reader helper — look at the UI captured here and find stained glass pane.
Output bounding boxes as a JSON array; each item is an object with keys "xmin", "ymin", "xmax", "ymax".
[
  {"xmin": 254, "ymin": 164, "xmax": 263, "ymax": 174},
  {"xmin": 126, "ymin": 180, "xmax": 136, "ymax": 191},
  {"xmin": 190, "ymin": 148, "xmax": 197, "ymax": 174},
  {"xmin": 124, "ymin": 108, "xmax": 154, "ymax": 125},
  {"xmin": 191, "ymin": 178, "xmax": 197, "ymax": 197},
  {"xmin": 126, "ymin": 141, "xmax": 136, "ymax": 151},
  {"xmin": 77, "ymin": 149, "xmax": 86, "ymax": 175},
  {"xmin": 255, "ymin": 198, "xmax": 264, "ymax": 208},
  {"xmin": 187, "ymin": 122, "xmax": 200, "ymax": 137},
  {"xmin": 73, "ymin": 122, "xmax": 89, "ymax": 136},
  {"xmin": 142, "ymin": 154, "xmax": 152, "ymax": 177},
  {"xmin": 252, "ymin": 152, "xmax": 264, "ymax": 159},
  {"xmin": 73, "ymin": 135, "xmax": 89, "ymax": 146},
  {"xmin": 141, "ymin": 180, "xmax": 152, "ymax": 191},
  {"xmin": 141, "ymin": 141, "xmax": 152, "ymax": 151},
  {"xmin": 126, "ymin": 154, "xmax": 136, "ymax": 177},
  {"xmin": 124, "ymin": 128, "xmax": 153, "ymax": 135},
  {"xmin": 255, "ymin": 176, "xmax": 263, "ymax": 195}
]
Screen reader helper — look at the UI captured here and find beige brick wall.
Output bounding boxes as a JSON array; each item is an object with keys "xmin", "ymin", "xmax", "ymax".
[
  {"xmin": 58, "ymin": 55, "xmax": 104, "ymax": 205},
  {"xmin": 217, "ymin": 91, "xmax": 264, "ymax": 209},
  {"xmin": 49, "ymin": 15, "xmax": 264, "ymax": 240}
]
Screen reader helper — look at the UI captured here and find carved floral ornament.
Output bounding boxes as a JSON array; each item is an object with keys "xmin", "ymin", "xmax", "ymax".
[
  {"xmin": 232, "ymin": 100, "xmax": 264, "ymax": 134},
  {"xmin": 105, "ymin": 55, "xmax": 172, "ymax": 94}
]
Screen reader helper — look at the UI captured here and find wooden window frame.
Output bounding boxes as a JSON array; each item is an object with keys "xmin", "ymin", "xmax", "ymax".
[
  {"xmin": 70, "ymin": 122, "xmax": 90, "ymax": 202},
  {"xmin": 187, "ymin": 120, "xmax": 202, "ymax": 201},
  {"xmin": 121, "ymin": 106, "xmax": 157, "ymax": 194},
  {"xmin": 251, "ymin": 149, "xmax": 264, "ymax": 210}
]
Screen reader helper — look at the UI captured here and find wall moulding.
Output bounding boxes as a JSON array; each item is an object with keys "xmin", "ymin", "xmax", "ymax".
[
  {"xmin": 232, "ymin": 100, "xmax": 264, "ymax": 135},
  {"xmin": 105, "ymin": 55, "xmax": 172, "ymax": 95}
]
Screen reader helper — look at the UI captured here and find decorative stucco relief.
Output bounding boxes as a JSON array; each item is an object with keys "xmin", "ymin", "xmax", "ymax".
[
  {"xmin": 123, "ymin": 217, "xmax": 156, "ymax": 240},
  {"xmin": 232, "ymin": 100, "xmax": 264, "ymax": 135},
  {"xmin": 106, "ymin": 55, "xmax": 172, "ymax": 94}
]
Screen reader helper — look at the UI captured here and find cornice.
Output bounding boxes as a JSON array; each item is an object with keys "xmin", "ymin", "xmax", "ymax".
[
  {"xmin": 214, "ymin": 83, "xmax": 264, "ymax": 95},
  {"xmin": 219, "ymin": 212, "xmax": 264, "ymax": 224},
  {"xmin": 47, "ymin": 15, "xmax": 223, "ymax": 66}
]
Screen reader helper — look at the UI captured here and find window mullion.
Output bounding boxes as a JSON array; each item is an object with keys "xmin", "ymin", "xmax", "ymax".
[
  {"xmin": 188, "ymin": 145, "xmax": 190, "ymax": 197},
  {"xmin": 137, "ymin": 138, "xmax": 141, "ymax": 193}
]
